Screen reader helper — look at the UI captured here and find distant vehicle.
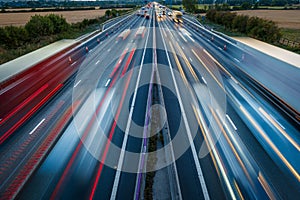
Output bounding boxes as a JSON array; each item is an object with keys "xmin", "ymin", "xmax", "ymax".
[
  {"xmin": 135, "ymin": 26, "xmax": 146, "ymax": 38},
  {"xmin": 145, "ymin": 13, "xmax": 150, "ymax": 19},
  {"xmin": 140, "ymin": 10, "xmax": 145, "ymax": 17},
  {"xmin": 157, "ymin": 13, "xmax": 162, "ymax": 18},
  {"xmin": 168, "ymin": 12, "xmax": 172, "ymax": 16},
  {"xmin": 117, "ymin": 29, "xmax": 131, "ymax": 40},
  {"xmin": 136, "ymin": 10, "xmax": 141, "ymax": 16},
  {"xmin": 172, "ymin": 11, "xmax": 183, "ymax": 23},
  {"xmin": 162, "ymin": 10, "xmax": 166, "ymax": 15}
]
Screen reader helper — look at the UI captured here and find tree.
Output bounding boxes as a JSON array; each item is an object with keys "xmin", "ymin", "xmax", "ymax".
[
  {"xmin": 105, "ymin": 9, "xmax": 111, "ymax": 17},
  {"xmin": 0, "ymin": 26, "xmax": 28, "ymax": 48},
  {"xmin": 206, "ymin": 9, "xmax": 217, "ymax": 22},
  {"xmin": 221, "ymin": 3, "xmax": 230, "ymax": 11},
  {"xmin": 232, "ymin": 15, "xmax": 249, "ymax": 33},
  {"xmin": 48, "ymin": 14, "xmax": 70, "ymax": 34},
  {"xmin": 223, "ymin": 12, "xmax": 236, "ymax": 29},
  {"xmin": 111, "ymin": 9, "xmax": 118, "ymax": 17},
  {"xmin": 182, "ymin": 0, "xmax": 197, "ymax": 13},
  {"xmin": 241, "ymin": 2, "xmax": 252, "ymax": 10},
  {"xmin": 25, "ymin": 15, "xmax": 54, "ymax": 37}
]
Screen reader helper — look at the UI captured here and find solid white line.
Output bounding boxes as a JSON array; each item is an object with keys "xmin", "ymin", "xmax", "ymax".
[
  {"xmin": 178, "ymin": 32, "xmax": 187, "ymax": 42},
  {"xmin": 107, "ymin": 48, "xmax": 111, "ymax": 52},
  {"xmin": 218, "ymin": 47, "xmax": 222, "ymax": 50},
  {"xmin": 269, "ymin": 114, "xmax": 285, "ymax": 130},
  {"xmin": 134, "ymin": 12, "xmax": 157, "ymax": 200},
  {"xmin": 74, "ymin": 80, "xmax": 81, "ymax": 88},
  {"xmin": 194, "ymin": 107, "xmax": 237, "ymax": 200},
  {"xmin": 231, "ymin": 76, "xmax": 239, "ymax": 84},
  {"xmin": 118, "ymin": 59, "xmax": 122, "ymax": 64},
  {"xmin": 189, "ymin": 57, "xmax": 193, "ymax": 62},
  {"xmin": 201, "ymin": 76, "xmax": 207, "ymax": 85},
  {"xmin": 29, "ymin": 118, "xmax": 45, "ymax": 135},
  {"xmin": 96, "ymin": 60, "xmax": 100, "ymax": 65},
  {"xmin": 226, "ymin": 114, "xmax": 237, "ymax": 131},
  {"xmin": 234, "ymin": 58, "xmax": 240, "ymax": 63},
  {"xmin": 71, "ymin": 61, "xmax": 77, "ymax": 66},
  {"xmin": 110, "ymin": 10, "xmax": 152, "ymax": 200},
  {"xmin": 105, "ymin": 79, "xmax": 111, "ymax": 87},
  {"xmin": 183, "ymin": 29, "xmax": 195, "ymax": 42},
  {"xmin": 160, "ymin": 20, "xmax": 210, "ymax": 200}
]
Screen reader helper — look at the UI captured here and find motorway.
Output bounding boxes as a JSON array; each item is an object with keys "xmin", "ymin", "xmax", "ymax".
[{"xmin": 0, "ymin": 3, "xmax": 300, "ymax": 200}]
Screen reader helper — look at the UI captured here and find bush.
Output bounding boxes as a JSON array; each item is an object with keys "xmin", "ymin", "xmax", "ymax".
[
  {"xmin": 223, "ymin": 12, "xmax": 236, "ymax": 29},
  {"xmin": 48, "ymin": 14, "xmax": 70, "ymax": 34},
  {"xmin": 105, "ymin": 9, "xmax": 111, "ymax": 17},
  {"xmin": 205, "ymin": 10, "xmax": 281, "ymax": 43},
  {"xmin": 246, "ymin": 16, "xmax": 261, "ymax": 33},
  {"xmin": 232, "ymin": 15, "xmax": 249, "ymax": 33},
  {"xmin": 0, "ymin": 26, "xmax": 28, "ymax": 48},
  {"xmin": 25, "ymin": 15, "xmax": 54, "ymax": 37},
  {"xmin": 241, "ymin": 2, "xmax": 252, "ymax": 10},
  {"xmin": 206, "ymin": 9, "xmax": 217, "ymax": 22},
  {"xmin": 111, "ymin": 9, "xmax": 118, "ymax": 17}
]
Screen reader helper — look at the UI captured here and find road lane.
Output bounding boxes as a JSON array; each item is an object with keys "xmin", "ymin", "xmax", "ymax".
[
  {"xmin": 2, "ymin": 4, "xmax": 300, "ymax": 200},
  {"xmin": 163, "ymin": 12, "xmax": 297, "ymax": 198},
  {"xmin": 12, "ymin": 13, "xmax": 148, "ymax": 199}
]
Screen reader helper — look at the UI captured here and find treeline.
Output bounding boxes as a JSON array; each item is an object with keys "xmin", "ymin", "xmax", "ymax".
[
  {"xmin": 0, "ymin": 14, "xmax": 70, "ymax": 49},
  {"xmin": 0, "ymin": 11, "xmax": 127, "ymax": 49},
  {"xmin": 206, "ymin": 10, "xmax": 282, "ymax": 43}
]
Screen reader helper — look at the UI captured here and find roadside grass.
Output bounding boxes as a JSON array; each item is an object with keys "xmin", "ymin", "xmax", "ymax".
[
  {"xmin": 279, "ymin": 28, "xmax": 300, "ymax": 54},
  {"xmin": 280, "ymin": 28, "xmax": 300, "ymax": 43}
]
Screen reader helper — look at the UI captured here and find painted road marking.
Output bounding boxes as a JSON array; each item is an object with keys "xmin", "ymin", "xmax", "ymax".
[{"xmin": 29, "ymin": 118, "xmax": 45, "ymax": 135}]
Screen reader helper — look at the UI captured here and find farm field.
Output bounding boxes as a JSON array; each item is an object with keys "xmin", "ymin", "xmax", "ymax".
[
  {"xmin": 233, "ymin": 10, "xmax": 300, "ymax": 29},
  {"xmin": 0, "ymin": 8, "xmax": 129, "ymax": 27}
]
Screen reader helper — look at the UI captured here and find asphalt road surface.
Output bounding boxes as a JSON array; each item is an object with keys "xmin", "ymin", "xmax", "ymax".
[{"xmin": 1, "ymin": 3, "xmax": 299, "ymax": 200}]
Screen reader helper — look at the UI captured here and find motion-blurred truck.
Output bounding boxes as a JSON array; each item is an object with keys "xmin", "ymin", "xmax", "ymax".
[{"xmin": 172, "ymin": 11, "xmax": 183, "ymax": 23}]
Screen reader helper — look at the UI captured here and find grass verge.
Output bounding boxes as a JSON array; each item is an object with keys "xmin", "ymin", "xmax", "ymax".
[{"xmin": 199, "ymin": 17, "xmax": 300, "ymax": 54}]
